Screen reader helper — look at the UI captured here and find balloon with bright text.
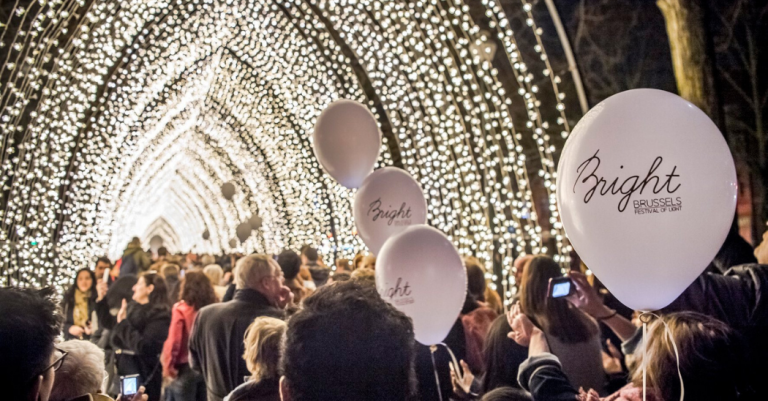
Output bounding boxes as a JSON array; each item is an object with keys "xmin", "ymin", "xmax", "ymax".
[
  {"xmin": 354, "ymin": 167, "xmax": 427, "ymax": 255},
  {"xmin": 376, "ymin": 225, "xmax": 467, "ymax": 345},
  {"xmin": 557, "ymin": 89, "xmax": 738, "ymax": 311}
]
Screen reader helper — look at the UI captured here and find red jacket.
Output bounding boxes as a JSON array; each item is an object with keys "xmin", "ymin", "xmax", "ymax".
[{"xmin": 161, "ymin": 301, "xmax": 198, "ymax": 378}]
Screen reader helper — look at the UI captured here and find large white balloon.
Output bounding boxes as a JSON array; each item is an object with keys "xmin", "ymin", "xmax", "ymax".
[
  {"xmin": 354, "ymin": 167, "xmax": 427, "ymax": 255},
  {"xmin": 376, "ymin": 225, "xmax": 467, "ymax": 345},
  {"xmin": 557, "ymin": 89, "xmax": 737, "ymax": 311},
  {"xmin": 313, "ymin": 100, "xmax": 381, "ymax": 189},
  {"xmin": 221, "ymin": 182, "xmax": 236, "ymax": 200}
]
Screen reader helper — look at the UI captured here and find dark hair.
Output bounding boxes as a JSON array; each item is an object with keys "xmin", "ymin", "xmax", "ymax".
[
  {"xmin": 180, "ymin": 271, "xmax": 217, "ymax": 310},
  {"xmin": 282, "ymin": 280, "xmax": 416, "ymax": 400},
  {"xmin": 481, "ymin": 315, "xmax": 529, "ymax": 392},
  {"xmin": 481, "ymin": 386, "xmax": 532, "ymax": 401},
  {"xmin": 141, "ymin": 273, "xmax": 171, "ymax": 309},
  {"xmin": 0, "ymin": 287, "xmax": 62, "ymax": 399},
  {"xmin": 278, "ymin": 250, "xmax": 302, "ymax": 280},
  {"xmin": 95, "ymin": 256, "xmax": 111, "ymax": 267},
  {"xmin": 62, "ymin": 268, "xmax": 97, "ymax": 310},
  {"xmin": 157, "ymin": 247, "xmax": 168, "ymax": 257},
  {"xmin": 332, "ymin": 271, "xmax": 351, "ymax": 282},
  {"xmin": 519, "ymin": 256, "xmax": 596, "ymax": 343},
  {"xmin": 465, "ymin": 257, "xmax": 487, "ymax": 301},
  {"xmin": 301, "ymin": 246, "xmax": 319, "ymax": 263}
]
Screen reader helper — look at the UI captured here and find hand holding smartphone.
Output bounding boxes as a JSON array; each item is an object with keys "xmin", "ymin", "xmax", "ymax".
[
  {"xmin": 548, "ymin": 276, "xmax": 575, "ymax": 299},
  {"xmin": 120, "ymin": 374, "xmax": 139, "ymax": 396}
]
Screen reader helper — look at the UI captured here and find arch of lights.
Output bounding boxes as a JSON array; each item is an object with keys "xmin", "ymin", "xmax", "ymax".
[{"xmin": 0, "ymin": 0, "xmax": 576, "ymax": 303}]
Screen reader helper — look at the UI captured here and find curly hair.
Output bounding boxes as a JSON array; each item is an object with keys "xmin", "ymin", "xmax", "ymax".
[
  {"xmin": 180, "ymin": 271, "xmax": 217, "ymax": 310},
  {"xmin": 243, "ymin": 316, "xmax": 286, "ymax": 381}
]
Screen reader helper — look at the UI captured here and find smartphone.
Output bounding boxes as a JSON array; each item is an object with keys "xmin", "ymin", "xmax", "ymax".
[
  {"xmin": 103, "ymin": 268, "xmax": 110, "ymax": 284},
  {"xmin": 548, "ymin": 277, "xmax": 575, "ymax": 298},
  {"xmin": 120, "ymin": 374, "xmax": 140, "ymax": 396}
]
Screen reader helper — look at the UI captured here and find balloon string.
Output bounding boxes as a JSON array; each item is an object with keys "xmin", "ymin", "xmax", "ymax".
[
  {"xmin": 639, "ymin": 312, "xmax": 684, "ymax": 401},
  {"xmin": 429, "ymin": 345, "xmax": 444, "ymax": 401}
]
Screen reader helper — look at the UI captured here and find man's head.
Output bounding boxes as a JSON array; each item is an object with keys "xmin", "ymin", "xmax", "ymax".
[
  {"xmin": 157, "ymin": 247, "xmax": 168, "ymax": 258},
  {"xmin": 49, "ymin": 340, "xmax": 105, "ymax": 401},
  {"xmin": 0, "ymin": 287, "xmax": 62, "ymax": 401},
  {"xmin": 94, "ymin": 257, "xmax": 111, "ymax": 280},
  {"xmin": 278, "ymin": 250, "xmax": 302, "ymax": 281},
  {"xmin": 235, "ymin": 254, "xmax": 285, "ymax": 304},
  {"xmin": 300, "ymin": 246, "xmax": 319, "ymax": 265},
  {"xmin": 281, "ymin": 280, "xmax": 416, "ymax": 401}
]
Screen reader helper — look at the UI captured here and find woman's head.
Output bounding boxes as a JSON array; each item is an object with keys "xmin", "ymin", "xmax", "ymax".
[
  {"xmin": 180, "ymin": 271, "xmax": 218, "ymax": 310},
  {"xmin": 464, "ymin": 256, "xmax": 487, "ymax": 302},
  {"xmin": 362, "ymin": 254, "xmax": 376, "ymax": 270},
  {"xmin": 631, "ymin": 312, "xmax": 743, "ymax": 401},
  {"xmin": 203, "ymin": 264, "xmax": 224, "ymax": 286},
  {"xmin": 75, "ymin": 268, "xmax": 95, "ymax": 293},
  {"xmin": 132, "ymin": 273, "xmax": 169, "ymax": 307},
  {"xmin": 518, "ymin": 256, "xmax": 595, "ymax": 343},
  {"xmin": 243, "ymin": 316, "xmax": 287, "ymax": 381},
  {"xmin": 481, "ymin": 315, "xmax": 529, "ymax": 392},
  {"xmin": 352, "ymin": 253, "xmax": 364, "ymax": 270}
]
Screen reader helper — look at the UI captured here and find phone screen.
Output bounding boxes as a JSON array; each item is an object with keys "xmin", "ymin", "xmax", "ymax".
[
  {"xmin": 551, "ymin": 281, "xmax": 572, "ymax": 298},
  {"xmin": 121, "ymin": 376, "xmax": 138, "ymax": 396}
]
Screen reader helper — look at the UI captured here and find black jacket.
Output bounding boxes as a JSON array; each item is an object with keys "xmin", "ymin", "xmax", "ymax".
[
  {"xmin": 62, "ymin": 294, "xmax": 97, "ymax": 340},
  {"xmin": 226, "ymin": 378, "xmax": 280, "ymax": 401},
  {"xmin": 190, "ymin": 289, "xmax": 284, "ymax": 401},
  {"xmin": 97, "ymin": 300, "xmax": 170, "ymax": 401}
]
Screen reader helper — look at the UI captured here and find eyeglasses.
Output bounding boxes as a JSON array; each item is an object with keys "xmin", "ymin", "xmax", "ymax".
[{"xmin": 33, "ymin": 348, "xmax": 68, "ymax": 379}]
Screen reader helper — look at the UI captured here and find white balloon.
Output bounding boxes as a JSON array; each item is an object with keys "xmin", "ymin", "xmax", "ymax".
[
  {"xmin": 221, "ymin": 182, "xmax": 236, "ymax": 200},
  {"xmin": 313, "ymin": 100, "xmax": 381, "ymax": 189},
  {"xmin": 354, "ymin": 167, "xmax": 427, "ymax": 255},
  {"xmin": 376, "ymin": 225, "xmax": 467, "ymax": 345},
  {"xmin": 557, "ymin": 89, "xmax": 737, "ymax": 311},
  {"xmin": 236, "ymin": 222, "xmax": 252, "ymax": 242}
]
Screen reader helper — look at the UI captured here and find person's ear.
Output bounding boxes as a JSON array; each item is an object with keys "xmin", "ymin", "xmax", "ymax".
[
  {"xmin": 147, "ymin": 284, "xmax": 154, "ymax": 294},
  {"xmin": 280, "ymin": 376, "xmax": 291, "ymax": 401},
  {"xmin": 27, "ymin": 375, "xmax": 42, "ymax": 401}
]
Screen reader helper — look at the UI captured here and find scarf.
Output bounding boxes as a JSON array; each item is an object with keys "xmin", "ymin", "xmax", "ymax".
[{"xmin": 73, "ymin": 289, "xmax": 91, "ymax": 327}]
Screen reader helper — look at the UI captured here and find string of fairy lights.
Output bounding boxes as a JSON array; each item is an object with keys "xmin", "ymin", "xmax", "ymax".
[{"xmin": 0, "ymin": 0, "xmax": 575, "ymax": 305}]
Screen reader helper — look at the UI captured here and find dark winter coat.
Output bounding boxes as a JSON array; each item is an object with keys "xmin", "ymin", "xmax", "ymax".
[
  {"xmin": 189, "ymin": 289, "xmax": 284, "ymax": 401},
  {"xmin": 225, "ymin": 378, "xmax": 280, "ymax": 401},
  {"xmin": 118, "ymin": 245, "xmax": 151, "ymax": 278}
]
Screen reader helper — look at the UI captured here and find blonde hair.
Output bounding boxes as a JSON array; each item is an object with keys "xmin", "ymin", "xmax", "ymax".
[
  {"xmin": 235, "ymin": 255, "xmax": 274, "ymax": 290},
  {"xmin": 243, "ymin": 316, "xmax": 287, "ymax": 380},
  {"xmin": 203, "ymin": 264, "xmax": 223, "ymax": 286},
  {"xmin": 362, "ymin": 254, "xmax": 376, "ymax": 270},
  {"xmin": 350, "ymin": 267, "xmax": 375, "ymax": 283}
]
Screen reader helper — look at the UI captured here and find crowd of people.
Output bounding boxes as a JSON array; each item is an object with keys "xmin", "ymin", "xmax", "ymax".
[{"xmin": 3, "ymin": 228, "xmax": 768, "ymax": 401}]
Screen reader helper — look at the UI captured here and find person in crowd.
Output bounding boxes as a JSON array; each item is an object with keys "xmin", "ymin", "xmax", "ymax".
[
  {"xmin": 301, "ymin": 246, "xmax": 330, "ymax": 287},
  {"xmin": 518, "ymin": 256, "xmax": 605, "ymax": 394},
  {"xmin": 1, "ymin": 287, "xmax": 62, "ymax": 401},
  {"xmin": 451, "ymin": 314, "xmax": 529, "ymax": 399},
  {"xmin": 156, "ymin": 247, "xmax": 168, "ymax": 262},
  {"xmin": 362, "ymin": 254, "xmax": 376, "ymax": 270},
  {"xmin": 162, "ymin": 264, "xmax": 181, "ymax": 304},
  {"xmin": 200, "ymin": 254, "xmax": 216, "ymax": 268},
  {"xmin": 280, "ymin": 280, "xmax": 415, "ymax": 401},
  {"xmin": 225, "ymin": 317, "xmax": 286, "ymax": 401},
  {"xmin": 465, "ymin": 257, "xmax": 504, "ymax": 315},
  {"xmin": 512, "ymin": 310, "xmax": 746, "ymax": 401},
  {"xmin": 94, "ymin": 257, "xmax": 113, "ymax": 284},
  {"xmin": 96, "ymin": 273, "xmax": 171, "ymax": 401},
  {"xmin": 334, "ymin": 258, "xmax": 351, "ymax": 272},
  {"xmin": 278, "ymin": 250, "xmax": 311, "ymax": 303},
  {"xmin": 190, "ymin": 254, "xmax": 292, "ymax": 401},
  {"xmin": 708, "ymin": 228, "xmax": 756, "ymax": 273},
  {"xmin": 49, "ymin": 340, "xmax": 114, "ymax": 401},
  {"xmin": 204, "ymin": 264, "xmax": 229, "ymax": 300},
  {"xmin": 331, "ymin": 271, "xmax": 351, "ymax": 282},
  {"xmin": 118, "ymin": 238, "xmax": 151, "ymax": 278},
  {"xmin": 461, "ymin": 259, "xmax": 499, "ymax": 373},
  {"xmin": 352, "ymin": 253, "xmax": 365, "ymax": 270},
  {"xmin": 62, "ymin": 268, "xmax": 98, "ymax": 340},
  {"xmin": 350, "ymin": 267, "xmax": 375, "ymax": 283},
  {"xmin": 480, "ymin": 387, "xmax": 532, "ymax": 401},
  {"xmin": 162, "ymin": 271, "xmax": 217, "ymax": 401}
]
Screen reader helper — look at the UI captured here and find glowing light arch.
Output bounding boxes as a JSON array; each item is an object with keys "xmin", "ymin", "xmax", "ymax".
[{"xmin": 1, "ymin": 0, "xmax": 576, "ymax": 306}]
